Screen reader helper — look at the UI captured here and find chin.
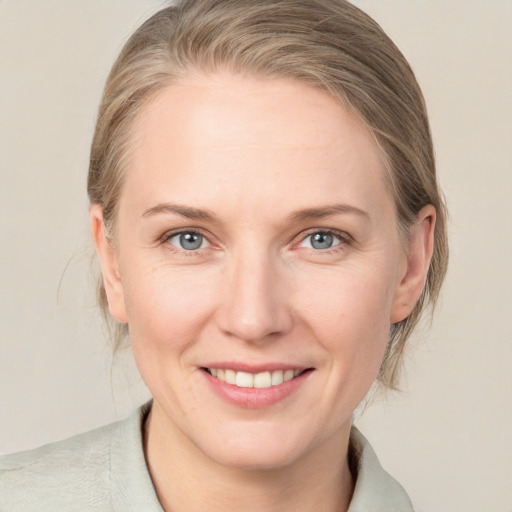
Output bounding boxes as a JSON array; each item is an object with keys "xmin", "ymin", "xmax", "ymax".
[
  {"xmin": 195, "ymin": 422, "xmax": 331, "ymax": 471},
  {"xmin": 206, "ymin": 442, "xmax": 304, "ymax": 471}
]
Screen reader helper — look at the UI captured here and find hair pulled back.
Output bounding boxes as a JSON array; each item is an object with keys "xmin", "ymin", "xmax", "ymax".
[{"xmin": 88, "ymin": 0, "xmax": 448, "ymax": 389}]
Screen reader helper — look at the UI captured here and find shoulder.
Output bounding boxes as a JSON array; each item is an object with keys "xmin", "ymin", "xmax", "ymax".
[
  {"xmin": 0, "ymin": 403, "xmax": 154, "ymax": 512},
  {"xmin": 0, "ymin": 419, "xmax": 118, "ymax": 511},
  {"xmin": 348, "ymin": 427, "xmax": 415, "ymax": 512}
]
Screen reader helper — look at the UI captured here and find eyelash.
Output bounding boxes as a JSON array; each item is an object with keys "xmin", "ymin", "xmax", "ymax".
[
  {"xmin": 294, "ymin": 229, "xmax": 351, "ymax": 255},
  {"xmin": 160, "ymin": 229, "xmax": 213, "ymax": 256},
  {"xmin": 159, "ymin": 228, "xmax": 351, "ymax": 255}
]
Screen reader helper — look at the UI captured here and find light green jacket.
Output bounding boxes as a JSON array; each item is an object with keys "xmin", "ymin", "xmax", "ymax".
[{"xmin": 0, "ymin": 403, "xmax": 414, "ymax": 511}]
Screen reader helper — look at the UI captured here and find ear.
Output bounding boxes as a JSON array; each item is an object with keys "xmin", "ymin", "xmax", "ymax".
[
  {"xmin": 89, "ymin": 204, "xmax": 128, "ymax": 323},
  {"xmin": 390, "ymin": 205, "xmax": 436, "ymax": 324}
]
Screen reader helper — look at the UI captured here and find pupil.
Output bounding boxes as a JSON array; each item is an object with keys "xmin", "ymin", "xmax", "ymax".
[
  {"xmin": 311, "ymin": 232, "xmax": 333, "ymax": 250},
  {"xmin": 180, "ymin": 232, "xmax": 202, "ymax": 250}
]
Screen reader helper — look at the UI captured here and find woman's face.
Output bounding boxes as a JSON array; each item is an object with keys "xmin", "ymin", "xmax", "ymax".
[{"xmin": 93, "ymin": 72, "xmax": 429, "ymax": 469}]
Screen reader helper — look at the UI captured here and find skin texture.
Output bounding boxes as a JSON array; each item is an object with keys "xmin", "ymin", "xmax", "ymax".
[{"xmin": 91, "ymin": 72, "xmax": 435, "ymax": 512}]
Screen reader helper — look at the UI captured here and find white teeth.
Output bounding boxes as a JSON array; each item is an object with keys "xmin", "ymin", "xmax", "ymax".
[
  {"xmin": 271, "ymin": 370, "xmax": 284, "ymax": 386},
  {"xmin": 235, "ymin": 371, "xmax": 253, "ymax": 388},
  {"xmin": 253, "ymin": 371, "xmax": 272, "ymax": 388},
  {"xmin": 208, "ymin": 368, "xmax": 304, "ymax": 388},
  {"xmin": 225, "ymin": 369, "xmax": 236, "ymax": 385},
  {"xmin": 284, "ymin": 369, "xmax": 294, "ymax": 382}
]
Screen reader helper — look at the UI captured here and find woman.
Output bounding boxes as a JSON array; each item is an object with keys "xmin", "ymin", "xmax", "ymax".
[{"xmin": 0, "ymin": 0, "xmax": 448, "ymax": 510}]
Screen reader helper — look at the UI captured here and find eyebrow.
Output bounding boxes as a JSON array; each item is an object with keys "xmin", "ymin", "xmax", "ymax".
[
  {"xmin": 142, "ymin": 203, "xmax": 216, "ymax": 221},
  {"xmin": 142, "ymin": 202, "xmax": 369, "ymax": 223},
  {"xmin": 288, "ymin": 204, "xmax": 370, "ymax": 222}
]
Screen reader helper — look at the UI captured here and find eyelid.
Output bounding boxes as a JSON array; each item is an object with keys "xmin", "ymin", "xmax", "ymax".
[
  {"xmin": 293, "ymin": 228, "xmax": 352, "ymax": 252},
  {"xmin": 297, "ymin": 228, "xmax": 351, "ymax": 243},
  {"xmin": 160, "ymin": 227, "xmax": 215, "ymax": 250},
  {"xmin": 158, "ymin": 227, "xmax": 352, "ymax": 253}
]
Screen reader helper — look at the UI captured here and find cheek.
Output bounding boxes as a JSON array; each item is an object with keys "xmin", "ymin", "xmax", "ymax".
[
  {"xmin": 120, "ymin": 264, "xmax": 222, "ymax": 409},
  {"xmin": 293, "ymin": 262, "xmax": 396, "ymax": 368},
  {"xmin": 121, "ymin": 263, "xmax": 220, "ymax": 354}
]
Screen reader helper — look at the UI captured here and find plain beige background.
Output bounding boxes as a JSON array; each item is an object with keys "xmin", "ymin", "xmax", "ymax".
[{"xmin": 1, "ymin": 1, "xmax": 511, "ymax": 511}]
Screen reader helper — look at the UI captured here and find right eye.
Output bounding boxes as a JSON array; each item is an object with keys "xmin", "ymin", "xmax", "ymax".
[
  {"xmin": 166, "ymin": 231, "xmax": 209, "ymax": 251},
  {"xmin": 297, "ymin": 230, "xmax": 345, "ymax": 251}
]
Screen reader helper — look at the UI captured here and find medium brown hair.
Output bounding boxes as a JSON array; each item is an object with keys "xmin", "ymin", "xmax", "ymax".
[{"xmin": 88, "ymin": 0, "xmax": 448, "ymax": 389}]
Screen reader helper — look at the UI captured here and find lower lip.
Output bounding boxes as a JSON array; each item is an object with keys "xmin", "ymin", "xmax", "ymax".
[{"xmin": 202, "ymin": 369, "xmax": 312, "ymax": 409}]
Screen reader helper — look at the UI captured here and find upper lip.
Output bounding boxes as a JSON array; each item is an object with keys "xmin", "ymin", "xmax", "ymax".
[{"xmin": 200, "ymin": 362, "xmax": 312, "ymax": 373}]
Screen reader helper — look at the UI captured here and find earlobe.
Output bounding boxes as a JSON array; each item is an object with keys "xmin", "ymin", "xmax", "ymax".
[
  {"xmin": 89, "ymin": 204, "xmax": 128, "ymax": 323},
  {"xmin": 390, "ymin": 205, "xmax": 436, "ymax": 324}
]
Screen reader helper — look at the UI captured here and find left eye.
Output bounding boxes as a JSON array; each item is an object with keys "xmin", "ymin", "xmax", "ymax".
[
  {"xmin": 299, "ymin": 231, "xmax": 343, "ymax": 250},
  {"xmin": 167, "ymin": 231, "xmax": 208, "ymax": 251}
]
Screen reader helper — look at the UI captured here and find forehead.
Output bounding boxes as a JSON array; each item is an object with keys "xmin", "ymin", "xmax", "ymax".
[{"xmin": 122, "ymin": 72, "xmax": 392, "ymax": 222}]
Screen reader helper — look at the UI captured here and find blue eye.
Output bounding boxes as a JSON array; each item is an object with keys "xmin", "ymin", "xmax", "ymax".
[
  {"xmin": 300, "ymin": 231, "xmax": 342, "ymax": 250},
  {"xmin": 168, "ymin": 231, "xmax": 207, "ymax": 251}
]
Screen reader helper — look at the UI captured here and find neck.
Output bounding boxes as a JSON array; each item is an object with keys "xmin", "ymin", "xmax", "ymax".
[{"xmin": 144, "ymin": 402, "xmax": 354, "ymax": 512}]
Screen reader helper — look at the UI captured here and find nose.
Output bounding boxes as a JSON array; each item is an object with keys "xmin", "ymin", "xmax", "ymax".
[{"xmin": 216, "ymin": 249, "xmax": 294, "ymax": 343}]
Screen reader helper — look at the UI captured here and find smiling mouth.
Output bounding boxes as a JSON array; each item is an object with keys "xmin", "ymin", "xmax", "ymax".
[{"xmin": 202, "ymin": 368, "xmax": 312, "ymax": 388}]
